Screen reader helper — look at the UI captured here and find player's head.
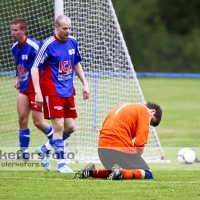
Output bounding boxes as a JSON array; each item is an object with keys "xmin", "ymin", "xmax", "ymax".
[
  {"xmin": 11, "ymin": 18, "xmax": 27, "ymax": 42},
  {"xmin": 145, "ymin": 101, "xmax": 162, "ymax": 127},
  {"xmin": 55, "ymin": 14, "xmax": 71, "ymax": 41}
]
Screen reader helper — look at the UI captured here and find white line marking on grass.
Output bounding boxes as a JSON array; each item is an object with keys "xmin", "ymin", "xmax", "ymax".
[
  {"xmin": 2, "ymin": 177, "xmax": 200, "ymax": 184},
  {"xmin": 2, "ymin": 177, "xmax": 72, "ymax": 181}
]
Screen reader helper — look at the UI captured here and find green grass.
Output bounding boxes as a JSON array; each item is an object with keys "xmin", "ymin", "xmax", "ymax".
[
  {"xmin": 0, "ymin": 165, "xmax": 200, "ymax": 200},
  {"xmin": 139, "ymin": 78, "xmax": 200, "ymax": 147},
  {"xmin": 1, "ymin": 77, "xmax": 200, "ymax": 199}
]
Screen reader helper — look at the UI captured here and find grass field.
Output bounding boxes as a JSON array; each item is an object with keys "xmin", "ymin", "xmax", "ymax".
[{"xmin": 1, "ymin": 77, "xmax": 200, "ymax": 200}]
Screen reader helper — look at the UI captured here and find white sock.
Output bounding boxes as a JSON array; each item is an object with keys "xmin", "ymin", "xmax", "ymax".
[{"xmin": 45, "ymin": 141, "xmax": 53, "ymax": 150}]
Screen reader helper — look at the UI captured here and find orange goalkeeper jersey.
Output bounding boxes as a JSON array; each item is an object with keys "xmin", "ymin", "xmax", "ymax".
[{"xmin": 98, "ymin": 103, "xmax": 150, "ymax": 155}]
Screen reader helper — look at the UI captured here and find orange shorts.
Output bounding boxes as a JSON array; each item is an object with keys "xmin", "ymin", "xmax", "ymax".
[
  {"xmin": 43, "ymin": 96, "xmax": 77, "ymax": 119},
  {"xmin": 19, "ymin": 91, "xmax": 43, "ymax": 112}
]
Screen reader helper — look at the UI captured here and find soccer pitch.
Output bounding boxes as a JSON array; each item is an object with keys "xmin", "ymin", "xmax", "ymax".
[{"xmin": 1, "ymin": 77, "xmax": 200, "ymax": 200}]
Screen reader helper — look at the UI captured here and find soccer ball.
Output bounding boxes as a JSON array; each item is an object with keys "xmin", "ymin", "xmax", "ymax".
[{"xmin": 177, "ymin": 148, "xmax": 196, "ymax": 164}]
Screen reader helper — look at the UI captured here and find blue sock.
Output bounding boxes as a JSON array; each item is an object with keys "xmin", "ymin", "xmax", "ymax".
[
  {"xmin": 43, "ymin": 125, "xmax": 53, "ymax": 139},
  {"xmin": 51, "ymin": 139, "xmax": 65, "ymax": 168},
  {"xmin": 41, "ymin": 134, "xmax": 69, "ymax": 154},
  {"xmin": 144, "ymin": 171, "xmax": 154, "ymax": 179},
  {"xmin": 40, "ymin": 139, "xmax": 53, "ymax": 153},
  {"xmin": 43, "ymin": 126, "xmax": 68, "ymax": 140},
  {"xmin": 41, "ymin": 144, "xmax": 49, "ymax": 154},
  {"xmin": 63, "ymin": 133, "xmax": 70, "ymax": 140},
  {"xmin": 19, "ymin": 128, "xmax": 30, "ymax": 159}
]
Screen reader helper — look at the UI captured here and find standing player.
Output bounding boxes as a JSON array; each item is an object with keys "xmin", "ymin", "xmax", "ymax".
[
  {"xmin": 11, "ymin": 18, "xmax": 54, "ymax": 163},
  {"xmin": 73, "ymin": 102, "xmax": 162, "ymax": 180},
  {"xmin": 31, "ymin": 14, "xmax": 90, "ymax": 173}
]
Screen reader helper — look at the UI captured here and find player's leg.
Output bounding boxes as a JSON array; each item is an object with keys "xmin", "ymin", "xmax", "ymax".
[
  {"xmin": 63, "ymin": 96, "xmax": 77, "ymax": 138},
  {"xmin": 39, "ymin": 96, "xmax": 76, "ymax": 153},
  {"xmin": 91, "ymin": 148, "xmax": 117, "ymax": 178},
  {"xmin": 35, "ymin": 98, "xmax": 74, "ymax": 171},
  {"xmin": 37, "ymin": 96, "xmax": 73, "ymax": 173},
  {"xmin": 25, "ymin": 94, "xmax": 53, "ymax": 170},
  {"xmin": 108, "ymin": 152, "xmax": 153, "ymax": 180},
  {"xmin": 32, "ymin": 111, "xmax": 52, "ymax": 170},
  {"xmin": 29, "ymin": 93, "xmax": 53, "ymax": 139},
  {"xmin": 77, "ymin": 149, "xmax": 145, "ymax": 180},
  {"xmin": 38, "ymin": 117, "xmax": 73, "ymax": 173},
  {"xmin": 50, "ymin": 117, "xmax": 73, "ymax": 173},
  {"xmin": 17, "ymin": 93, "xmax": 31, "ymax": 160},
  {"xmin": 54, "ymin": 97, "xmax": 77, "ymax": 173},
  {"xmin": 73, "ymin": 148, "xmax": 113, "ymax": 179},
  {"xmin": 63, "ymin": 117, "xmax": 75, "ymax": 138},
  {"xmin": 35, "ymin": 117, "xmax": 63, "ymax": 171},
  {"xmin": 108, "ymin": 164, "xmax": 151, "ymax": 180},
  {"xmin": 40, "ymin": 121, "xmax": 73, "ymax": 153},
  {"xmin": 73, "ymin": 163, "xmax": 110, "ymax": 179},
  {"xmin": 32, "ymin": 110, "xmax": 53, "ymax": 139}
]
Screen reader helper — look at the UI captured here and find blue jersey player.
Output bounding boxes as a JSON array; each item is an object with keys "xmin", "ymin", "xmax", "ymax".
[
  {"xmin": 31, "ymin": 15, "xmax": 90, "ymax": 173},
  {"xmin": 11, "ymin": 18, "xmax": 54, "ymax": 163}
]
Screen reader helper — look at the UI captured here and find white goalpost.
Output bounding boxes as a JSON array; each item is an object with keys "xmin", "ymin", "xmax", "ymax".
[{"xmin": 0, "ymin": 0, "xmax": 165, "ymax": 163}]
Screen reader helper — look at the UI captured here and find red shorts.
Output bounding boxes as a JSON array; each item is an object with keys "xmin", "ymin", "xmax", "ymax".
[
  {"xmin": 43, "ymin": 96, "xmax": 77, "ymax": 119},
  {"xmin": 19, "ymin": 91, "xmax": 43, "ymax": 112}
]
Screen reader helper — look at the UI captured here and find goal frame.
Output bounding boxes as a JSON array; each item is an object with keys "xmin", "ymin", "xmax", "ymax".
[{"xmin": 0, "ymin": 0, "xmax": 166, "ymax": 163}]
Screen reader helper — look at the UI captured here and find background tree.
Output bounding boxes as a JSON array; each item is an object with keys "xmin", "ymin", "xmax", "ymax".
[{"xmin": 112, "ymin": 0, "xmax": 200, "ymax": 72}]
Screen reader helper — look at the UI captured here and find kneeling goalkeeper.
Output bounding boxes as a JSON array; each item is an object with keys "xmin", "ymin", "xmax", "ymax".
[{"xmin": 73, "ymin": 101, "xmax": 162, "ymax": 180}]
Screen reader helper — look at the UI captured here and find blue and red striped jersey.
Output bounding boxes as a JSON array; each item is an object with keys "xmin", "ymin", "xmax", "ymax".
[
  {"xmin": 11, "ymin": 37, "xmax": 40, "ymax": 93},
  {"xmin": 33, "ymin": 34, "xmax": 82, "ymax": 97}
]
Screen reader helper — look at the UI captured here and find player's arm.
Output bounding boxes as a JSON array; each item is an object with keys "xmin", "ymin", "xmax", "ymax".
[
  {"xmin": 12, "ymin": 54, "xmax": 20, "ymax": 89},
  {"xmin": 14, "ymin": 76, "xmax": 20, "ymax": 89},
  {"xmin": 134, "ymin": 129, "xmax": 149, "ymax": 155},
  {"xmin": 134, "ymin": 130, "xmax": 148, "ymax": 155},
  {"xmin": 134, "ymin": 108, "xmax": 150, "ymax": 155},
  {"xmin": 134, "ymin": 144, "xmax": 145, "ymax": 155},
  {"xmin": 31, "ymin": 66, "xmax": 43, "ymax": 107},
  {"xmin": 31, "ymin": 41, "xmax": 48, "ymax": 107},
  {"xmin": 74, "ymin": 62, "xmax": 90, "ymax": 100}
]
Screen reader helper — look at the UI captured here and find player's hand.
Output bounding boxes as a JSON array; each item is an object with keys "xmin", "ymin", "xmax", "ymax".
[
  {"xmin": 82, "ymin": 85, "xmax": 90, "ymax": 100},
  {"xmin": 14, "ymin": 77, "xmax": 20, "ymax": 89},
  {"xmin": 35, "ymin": 93, "xmax": 43, "ymax": 107}
]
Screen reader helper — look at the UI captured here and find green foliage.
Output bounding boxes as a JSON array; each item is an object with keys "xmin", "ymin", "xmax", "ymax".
[
  {"xmin": 158, "ymin": 0, "xmax": 200, "ymax": 34},
  {"xmin": 112, "ymin": 0, "xmax": 200, "ymax": 72}
]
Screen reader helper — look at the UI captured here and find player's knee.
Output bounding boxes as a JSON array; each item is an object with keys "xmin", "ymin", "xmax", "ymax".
[
  {"xmin": 144, "ymin": 170, "xmax": 154, "ymax": 179},
  {"xmin": 64, "ymin": 125, "xmax": 76, "ymax": 134},
  {"xmin": 64, "ymin": 118, "xmax": 76, "ymax": 134},
  {"xmin": 18, "ymin": 117, "xmax": 28, "ymax": 126},
  {"xmin": 33, "ymin": 119, "xmax": 43, "ymax": 129}
]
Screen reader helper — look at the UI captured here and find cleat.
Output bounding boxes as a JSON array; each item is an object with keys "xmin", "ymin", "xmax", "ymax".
[
  {"xmin": 14, "ymin": 156, "xmax": 30, "ymax": 162},
  {"xmin": 57, "ymin": 164, "xmax": 74, "ymax": 173},
  {"xmin": 15, "ymin": 156, "xmax": 30, "ymax": 162},
  {"xmin": 73, "ymin": 163, "xmax": 95, "ymax": 179},
  {"xmin": 13, "ymin": 150, "xmax": 29, "ymax": 162},
  {"xmin": 108, "ymin": 164, "xmax": 122, "ymax": 180},
  {"xmin": 36, "ymin": 146, "xmax": 51, "ymax": 171},
  {"xmin": 41, "ymin": 157, "xmax": 51, "ymax": 171}
]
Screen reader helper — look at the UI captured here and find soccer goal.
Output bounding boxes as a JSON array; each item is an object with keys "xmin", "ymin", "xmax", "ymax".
[{"xmin": 0, "ymin": 0, "xmax": 165, "ymax": 163}]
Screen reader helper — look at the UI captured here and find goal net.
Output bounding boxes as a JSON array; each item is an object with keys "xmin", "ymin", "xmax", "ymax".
[{"xmin": 0, "ymin": 0, "xmax": 165, "ymax": 162}]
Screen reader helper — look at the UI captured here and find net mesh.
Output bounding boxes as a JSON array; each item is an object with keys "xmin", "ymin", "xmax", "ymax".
[{"xmin": 0, "ymin": 0, "xmax": 164, "ymax": 162}]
